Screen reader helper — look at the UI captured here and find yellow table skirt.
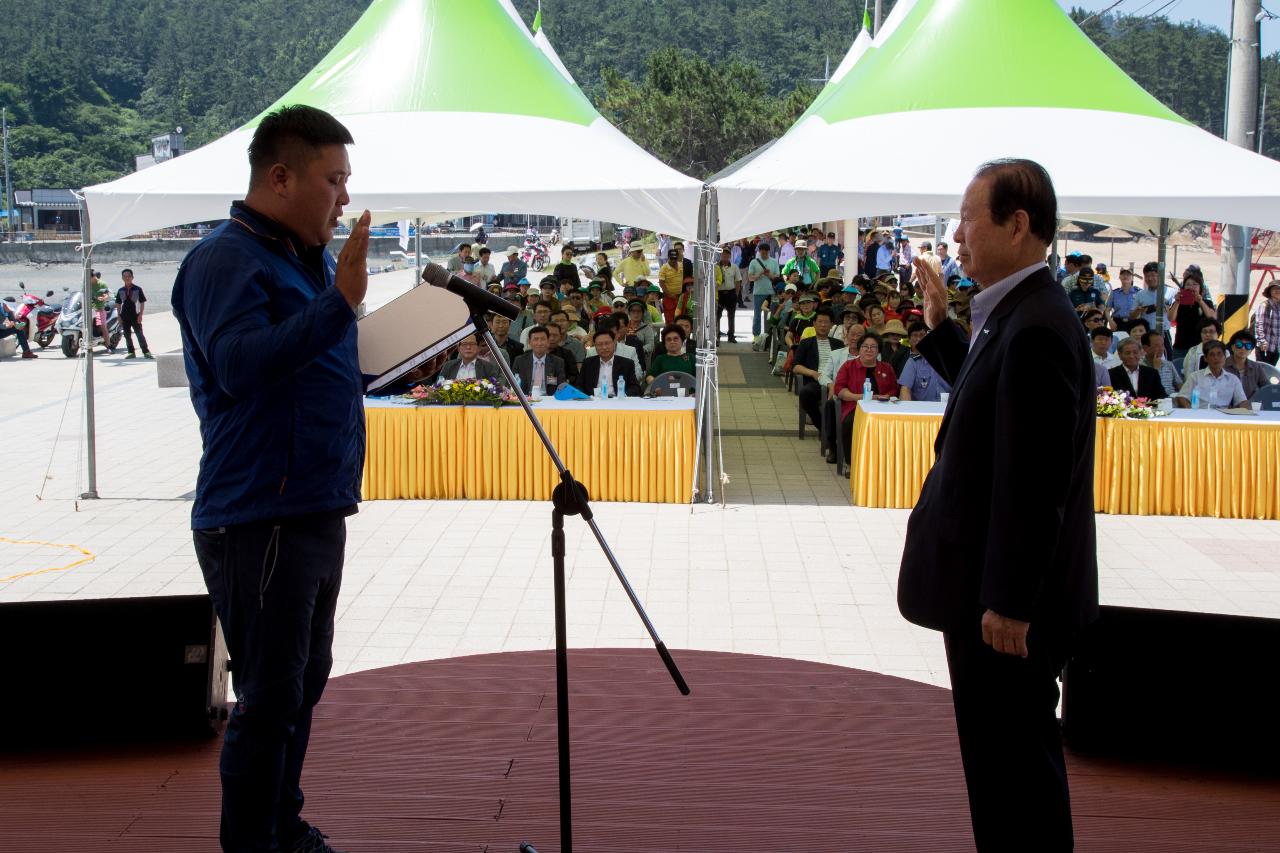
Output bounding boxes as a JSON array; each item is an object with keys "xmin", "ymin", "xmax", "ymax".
[
  {"xmin": 364, "ymin": 405, "xmax": 695, "ymax": 503},
  {"xmin": 851, "ymin": 407, "xmax": 1280, "ymax": 520}
]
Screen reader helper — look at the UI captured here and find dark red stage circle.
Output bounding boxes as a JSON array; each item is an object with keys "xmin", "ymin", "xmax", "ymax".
[{"xmin": 1, "ymin": 649, "xmax": 1276, "ymax": 851}]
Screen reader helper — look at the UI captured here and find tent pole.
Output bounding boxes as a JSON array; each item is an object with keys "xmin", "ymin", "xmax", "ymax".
[
  {"xmin": 691, "ymin": 186, "xmax": 722, "ymax": 505},
  {"xmin": 1155, "ymin": 218, "xmax": 1170, "ymax": 337},
  {"xmin": 78, "ymin": 195, "xmax": 99, "ymax": 499},
  {"xmin": 414, "ymin": 217, "xmax": 422, "ymax": 285}
]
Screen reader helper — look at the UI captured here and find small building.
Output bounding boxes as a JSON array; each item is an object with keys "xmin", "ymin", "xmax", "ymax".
[{"xmin": 14, "ymin": 189, "xmax": 81, "ymax": 234}]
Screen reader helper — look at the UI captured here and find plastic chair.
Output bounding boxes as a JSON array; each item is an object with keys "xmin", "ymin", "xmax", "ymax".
[
  {"xmin": 1250, "ymin": 380, "xmax": 1280, "ymax": 411},
  {"xmin": 649, "ymin": 371, "xmax": 696, "ymax": 397}
]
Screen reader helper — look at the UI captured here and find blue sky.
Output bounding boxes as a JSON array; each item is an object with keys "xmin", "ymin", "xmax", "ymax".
[{"xmin": 1058, "ymin": 1, "xmax": 1278, "ymax": 52}]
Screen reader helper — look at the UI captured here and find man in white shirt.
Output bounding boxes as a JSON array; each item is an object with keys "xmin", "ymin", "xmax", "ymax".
[
  {"xmin": 876, "ymin": 234, "xmax": 895, "ymax": 276},
  {"xmin": 1181, "ymin": 317, "xmax": 1223, "ymax": 380},
  {"xmin": 438, "ymin": 334, "xmax": 504, "ymax": 382},
  {"xmin": 519, "ymin": 302, "xmax": 554, "ymax": 348},
  {"xmin": 1090, "ymin": 327, "xmax": 1121, "ymax": 370},
  {"xmin": 1175, "ymin": 340, "xmax": 1248, "ymax": 408},
  {"xmin": 777, "ymin": 233, "xmax": 796, "ymax": 265}
]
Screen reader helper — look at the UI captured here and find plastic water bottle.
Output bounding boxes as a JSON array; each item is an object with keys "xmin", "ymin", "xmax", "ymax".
[
  {"xmin": 863, "ymin": 377, "xmax": 873, "ymax": 401},
  {"xmin": 1190, "ymin": 387, "xmax": 1200, "ymax": 409},
  {"xmin": 617, "ymin": 376, "xmax": 627, "ymax": 399},
  {"xmin": 598, "ymin": 378, "xmax": 608, "ymax": 400}
]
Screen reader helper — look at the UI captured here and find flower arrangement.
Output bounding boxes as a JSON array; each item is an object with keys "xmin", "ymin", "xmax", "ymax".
[
  {"xmin": 1096, "ymin": 387, "xmax": 1167, "ymax": 419},
  {"xmin": 404, "ymin": 378, "xmax": 518, "ymax": 408}
]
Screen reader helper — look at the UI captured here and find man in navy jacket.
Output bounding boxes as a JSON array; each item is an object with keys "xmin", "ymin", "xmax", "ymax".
[
  {"xmin": 172, "ymin": 105, "xmax": 369, "ymax": 853},
  {"xmin": 900, "ymin": 160, "xmax": 1098, "ymax": 853}
]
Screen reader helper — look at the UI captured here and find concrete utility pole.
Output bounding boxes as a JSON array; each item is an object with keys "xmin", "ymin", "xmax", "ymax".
[
  {"xmin": 874, "ymin": 0, "xmax": 883, "ymax": 34},
  {"xmin": 1223, "ymin": 0, "xmax": 1262, "ymax": 296},
  {"xmin": 2, "ymin": 107, "xmax": 13, "ymax": 240}
]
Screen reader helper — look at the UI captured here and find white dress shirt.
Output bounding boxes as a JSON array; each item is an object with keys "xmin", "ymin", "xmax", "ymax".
[
  {"xmin": 598, "ymin": 356, "xmax": 615, "ymax": 391},
  {"xmin": 456, "ymin": 359, "xmax": 477, "ymax": 380},
  {"xmin": 968, "ymin": 262, "xmax": 1048, "ymax": 347}
]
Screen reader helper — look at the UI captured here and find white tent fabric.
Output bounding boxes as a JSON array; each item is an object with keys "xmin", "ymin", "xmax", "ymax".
[
  {"xmin": 81, "ymin": 0, "xmax": 700, "ymax": 244},
  {"xmin": 532, "ymin": 29, "xmax": 576, "ymax": 84},
  {"xmin": 712, "ymin": 0, "xmax": 1280, "ymax": 243}
]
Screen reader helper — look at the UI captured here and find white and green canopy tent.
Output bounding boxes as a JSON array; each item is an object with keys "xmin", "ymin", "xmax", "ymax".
[
  {"xmin": 711, "ymin": 0, "xmax": 1280, "ymax": 242},
  {"xmin": 81, "ymin": 0, "xmax": 701, "ymax": 245}
]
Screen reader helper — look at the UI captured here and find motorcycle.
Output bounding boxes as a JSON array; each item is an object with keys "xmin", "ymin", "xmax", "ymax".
[
  {"xmin": 57, "ymin": 290, "xmax": 122, "ymax": 358},
  {"xmin": 520, "ymin": 239, "xmax": 549, "ymax": 272},
  {"xmin": 14, "ymin": 290, "xmax": 62, "ymax": 349}
]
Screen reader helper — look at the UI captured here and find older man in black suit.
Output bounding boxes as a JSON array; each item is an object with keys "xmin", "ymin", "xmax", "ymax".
[
  {"xmin": 902, "ymin": 159, "xmax": 1098, "ymax": 853},
  {"xmin": 1107, "ymin": 336, "xmax": 1166, "ymax": 400}
]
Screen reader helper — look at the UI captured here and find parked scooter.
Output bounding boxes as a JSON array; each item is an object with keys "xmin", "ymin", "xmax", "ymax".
[
  {"xmin": 57, "ymin": 291, "xmax": 122, "ymax": 358},
  {"xmin": 14, "ymin": 290, "xmax": 62, "ymax": 349},
  {"xmin": 520, "ymin": 239, "xmax": 549, "ymax": 272}
]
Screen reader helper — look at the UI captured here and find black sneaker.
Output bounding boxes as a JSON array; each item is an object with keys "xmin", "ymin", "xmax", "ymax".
[{"xmin": 289, "ymin": 825, "xmax": 347, "ymax": 853}]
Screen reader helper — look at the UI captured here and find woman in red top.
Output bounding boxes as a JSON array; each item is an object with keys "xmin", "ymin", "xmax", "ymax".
[{"xmin": 833, "ymin": 332, "xmax": 898, "ymax": 460}]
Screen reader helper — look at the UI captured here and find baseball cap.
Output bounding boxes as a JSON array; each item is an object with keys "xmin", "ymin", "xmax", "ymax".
[
  {"xmin": 630, "ymin": 245, "xmax": 644, "ymax": 253},
  {"xmin": 612, "ymin": 296, "xmax": 627, "ymax": 306},
  {"xmin": 795, "ymin": 239, "xmax": 808, "ymax": 249},
  {"xmin": 841, "ymin": 285, "xmax": 859, "ymax": 294},
  {"xmin": 797, "ymin": 293, "xmax": 816, "ymax": 304},
  {"xmin": 784, "ymin": 283, "xmax": 798, "ymax": 292},
  {"xmin": 505, "ymin": 245, "xmax": 520, "ymax": 255}
]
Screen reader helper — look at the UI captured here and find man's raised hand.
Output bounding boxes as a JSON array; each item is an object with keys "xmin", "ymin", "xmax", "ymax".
[
  {"xmin": 336, "ymin": 210, "xmax": 372, "ymax": 311},
  {"xmin": 913, "ymin": 256, "xmax": 947, "ymax": 330}
]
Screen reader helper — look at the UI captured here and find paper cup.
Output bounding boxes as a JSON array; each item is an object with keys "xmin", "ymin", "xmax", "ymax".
[
  {"xmin": 677, "ymin": 387, "xmax": 687, "ymax": 398},
  {"xmin": 939, "ymin": 392, "xmax": 950, "ymax": 404},
  {"xmin": 1253, "ymin": 402, "xmax": 1263, "ymax": 412}
]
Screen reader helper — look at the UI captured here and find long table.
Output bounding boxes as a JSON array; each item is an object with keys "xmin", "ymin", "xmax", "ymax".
[
  {"xmin": 363, "ymin": 397, "xmax": 696, "ymax": 503},
  {"xmin": 850, "ymin": 401, "xmax": 1280, "ymax": 520}
]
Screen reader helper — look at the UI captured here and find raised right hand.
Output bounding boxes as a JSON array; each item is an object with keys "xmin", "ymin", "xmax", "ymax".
[
  {"xmin": 335, "ymin": 209, "xmax": 372, "ymax": 311},
  {"xmin": 913, "ymin": 256, "xmax": 947, "ymax": 329}
]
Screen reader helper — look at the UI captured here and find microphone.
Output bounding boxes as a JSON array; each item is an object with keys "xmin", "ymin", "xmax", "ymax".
[{"xmin": 421, "ymin": 262, "xmax": 520, "ymax": 320}]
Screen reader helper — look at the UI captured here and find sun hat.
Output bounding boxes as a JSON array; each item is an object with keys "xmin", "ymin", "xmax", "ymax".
[
  {"xmin": 784, "ymin": 283, "xmax": 799, "ymax": 292},
  {"xmin": 882, "ymin": 319, "xmax": 909, "ymax": 337},
  {"xmin": 505, "ymin": 245, "xmax": 520, "ymax": 255}
]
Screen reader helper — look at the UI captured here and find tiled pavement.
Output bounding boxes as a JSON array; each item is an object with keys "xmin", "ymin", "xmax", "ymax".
[{"xmin": 2, "ymin": 297, "xmax": 1279, "ymax": 690}]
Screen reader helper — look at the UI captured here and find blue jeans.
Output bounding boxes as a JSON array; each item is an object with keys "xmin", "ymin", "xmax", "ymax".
[
  {"xmin": 752, "ymin": 293, "xmax": 770, "ymax": 336},
  {"xmin": 194, "ymin": 511, "xmax": 346, "ymax": 852}
]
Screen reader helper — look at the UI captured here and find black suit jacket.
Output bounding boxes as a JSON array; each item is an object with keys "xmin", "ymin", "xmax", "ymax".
[
  {"xmin": 793, "ymin": 335, "xmax": 845, "ymax": 374},
  {"xmin": 897, "ymin": 266, "xmax": 1098, "ymax": 640},
  {"xmin": 438, "ymin": 357, "xmax": 504, "ymax": 383},
  {"xmin": 576, "ymin": 355, "xmax": 641, "ymax": 397},
  {"xmin": 1108, "ymin": 363, "xmax": 1166, "ymax": 400},
  {"xmin": 512, "ymin": 352, "xmax": 567, "ymax": 392}
]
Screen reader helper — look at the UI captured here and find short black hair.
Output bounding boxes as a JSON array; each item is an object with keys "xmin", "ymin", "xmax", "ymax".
[
  {"xmin": 813, "ymin": 307, "xmax": 835, "ymax": 321},
  {"xmin": 1228, "ymin": 329, "xmax": 1257, "ymax": 348},
  {"xmin": 1141, "ymin": 331, "xmax": 1162, "ymax": 348},
  {"xmin": 1090, "ymin": 327, "xmax": 1113, "ymax": 340},
  {"xmin": 534, "ymin": 300, "xmax": 554, "ymax": 311},
  {"xmin": 1078, "ymin": 254, "xmax": 1093, "ymax": 265},
  {"xmin": 907, "ymin": 321, "xmax": 928, "ymax": 335},
  {"xmin": 1198, "ymin": 317, "xmax": 1223, "ymax": 334},
  {"xmin": 247, "ymin": 105, "xmax": 353, "ymax": 185},
  {"xmin": 1142, "ymin": 261, "xmax": 1160, "ymax": 275},
  {"xmin": 973, "ymin": 158, "xmax": 1058, "ymax": 245},
  {"xmin": 527, "ymin": 324, "xmax": 550, "ymax": 340},
  {"xmin": 1202, "ymin": 340, "xmax": 1227, "ymax": 356},
  {"xmin": 856, "ymin": 331, "xmax": 882, "ymax": 352},
  {"xmin": 661, "ymin": 324, "xmax": 687, "ymax": 342},
  {"xmin": 593, "ymin": 326, "xmax": 616, "ymax": 342},
  {"xmin": 121, "ymin": 268, "xmax": 134, "ymax": 276},
  {"xmin": 674, "ymin": 314, "xmax": 694, "ymax": 326}
]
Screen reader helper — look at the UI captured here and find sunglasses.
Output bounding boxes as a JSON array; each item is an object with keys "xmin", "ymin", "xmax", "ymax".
[{"xmin": 1234, "ymin": 341, "xmax": 1255, "ymax": 351}]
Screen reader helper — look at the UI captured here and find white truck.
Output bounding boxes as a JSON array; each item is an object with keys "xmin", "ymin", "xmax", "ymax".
[{"xmin": 558, "ymin": 217, "xmax": 617, "ymax": 252}]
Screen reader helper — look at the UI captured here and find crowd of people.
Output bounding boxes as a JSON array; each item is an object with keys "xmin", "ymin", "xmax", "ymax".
[
  {"xmin": 419, "ymin": 239, "xmax": 702, "ymax": 397},
  {"xmin": 733, "ymin": 229, "xmax": 1279, "ymax": 464}
]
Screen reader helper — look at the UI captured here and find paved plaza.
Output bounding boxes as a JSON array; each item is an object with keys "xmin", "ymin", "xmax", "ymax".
[{"xmin": 2, "ymin": 283, "xmax": 1279, "ymax": 693}]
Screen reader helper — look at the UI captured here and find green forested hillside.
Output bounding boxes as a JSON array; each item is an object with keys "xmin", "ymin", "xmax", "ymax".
[{"xmin": 0, "ymin": 0, "xmax": 1274, "ymax": 188}]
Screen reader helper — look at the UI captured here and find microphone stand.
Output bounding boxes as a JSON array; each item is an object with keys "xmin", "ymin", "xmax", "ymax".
[{"xmin": 460, "ymin": 306, "xmax": 690, "ymax": 853}]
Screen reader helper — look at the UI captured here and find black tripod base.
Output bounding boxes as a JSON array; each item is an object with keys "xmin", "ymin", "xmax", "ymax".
[{"xmin": 519, "ymin": 844, "xmax": 539, "ymax": 853}]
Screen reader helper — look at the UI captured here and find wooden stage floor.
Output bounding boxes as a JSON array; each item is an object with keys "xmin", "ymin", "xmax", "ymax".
[{"xmin": 2, "ymin": 649, "xmax": 1278, "ymax": 852}]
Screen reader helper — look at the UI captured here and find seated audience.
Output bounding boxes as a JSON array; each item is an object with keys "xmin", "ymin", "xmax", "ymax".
[
  {"xmin": 1224, "ymin": 329, "xmax": 1270, "ymax": 399},
  {"xmin": 1182, "ymin": 317, "xmax": 1224, "ymax": 379},
  {"xmin": 544, "ymin": 323, "xmax": 581, "ymax": 384},
  {"xmin": 489, "ymin": 313, "xmax": 522, "ymax": 365},
  {"xmin": 512, "ymin": 325, "xmax": 567, "ymax": 393},
  {"xmin": 1174, "ymin": 340, "xmax": 1247, "ymax": 408},
  {"xmin": 438, "ymin": 333, "xmax": 505, "ymax": 383},
  {"xmin": 646, "ymin": 325, "xmax": 697, "ymax": 388},
  {"xmin": 1090, "ymin": 327, "xmax": 1121, "ymax": 370},
  {"xmin": 791, "ymin": 308, "xmax": 845, "ymax": 433},
  {"xmin": 833, "ymin": 332, "xmax": 898, "ymax": 460},
  {"xmin": 1142, "ymin": 331, "xmax": 1183, "ymax": 397},
  {"xmin": 898, "ymin": 322, "xmax": 951, "ymax": 402},
  {"xmin": 519, "ymin": 301, "xmax": 554, "ymax": 348},
  {"xmin": 1107, "ymin": 337, "xmax": 1166, "ymax": 399},
  {"xmin": 577, "ymin": 326, "xmax": 642, "ymax": 397}
]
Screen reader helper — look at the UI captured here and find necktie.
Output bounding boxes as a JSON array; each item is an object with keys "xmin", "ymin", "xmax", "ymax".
[{"xmin": 533, "ymin": 359, "xmax": 545, "ymax": 389}]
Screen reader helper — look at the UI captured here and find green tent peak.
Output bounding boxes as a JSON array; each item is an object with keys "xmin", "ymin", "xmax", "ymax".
[
  {"xmin": 246, "ymin": 0, "xmax": 596, "ymax": 127},
  {"xmin": 812, "ymin": 0, "xmax": 1188, "ymax": 126}
]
